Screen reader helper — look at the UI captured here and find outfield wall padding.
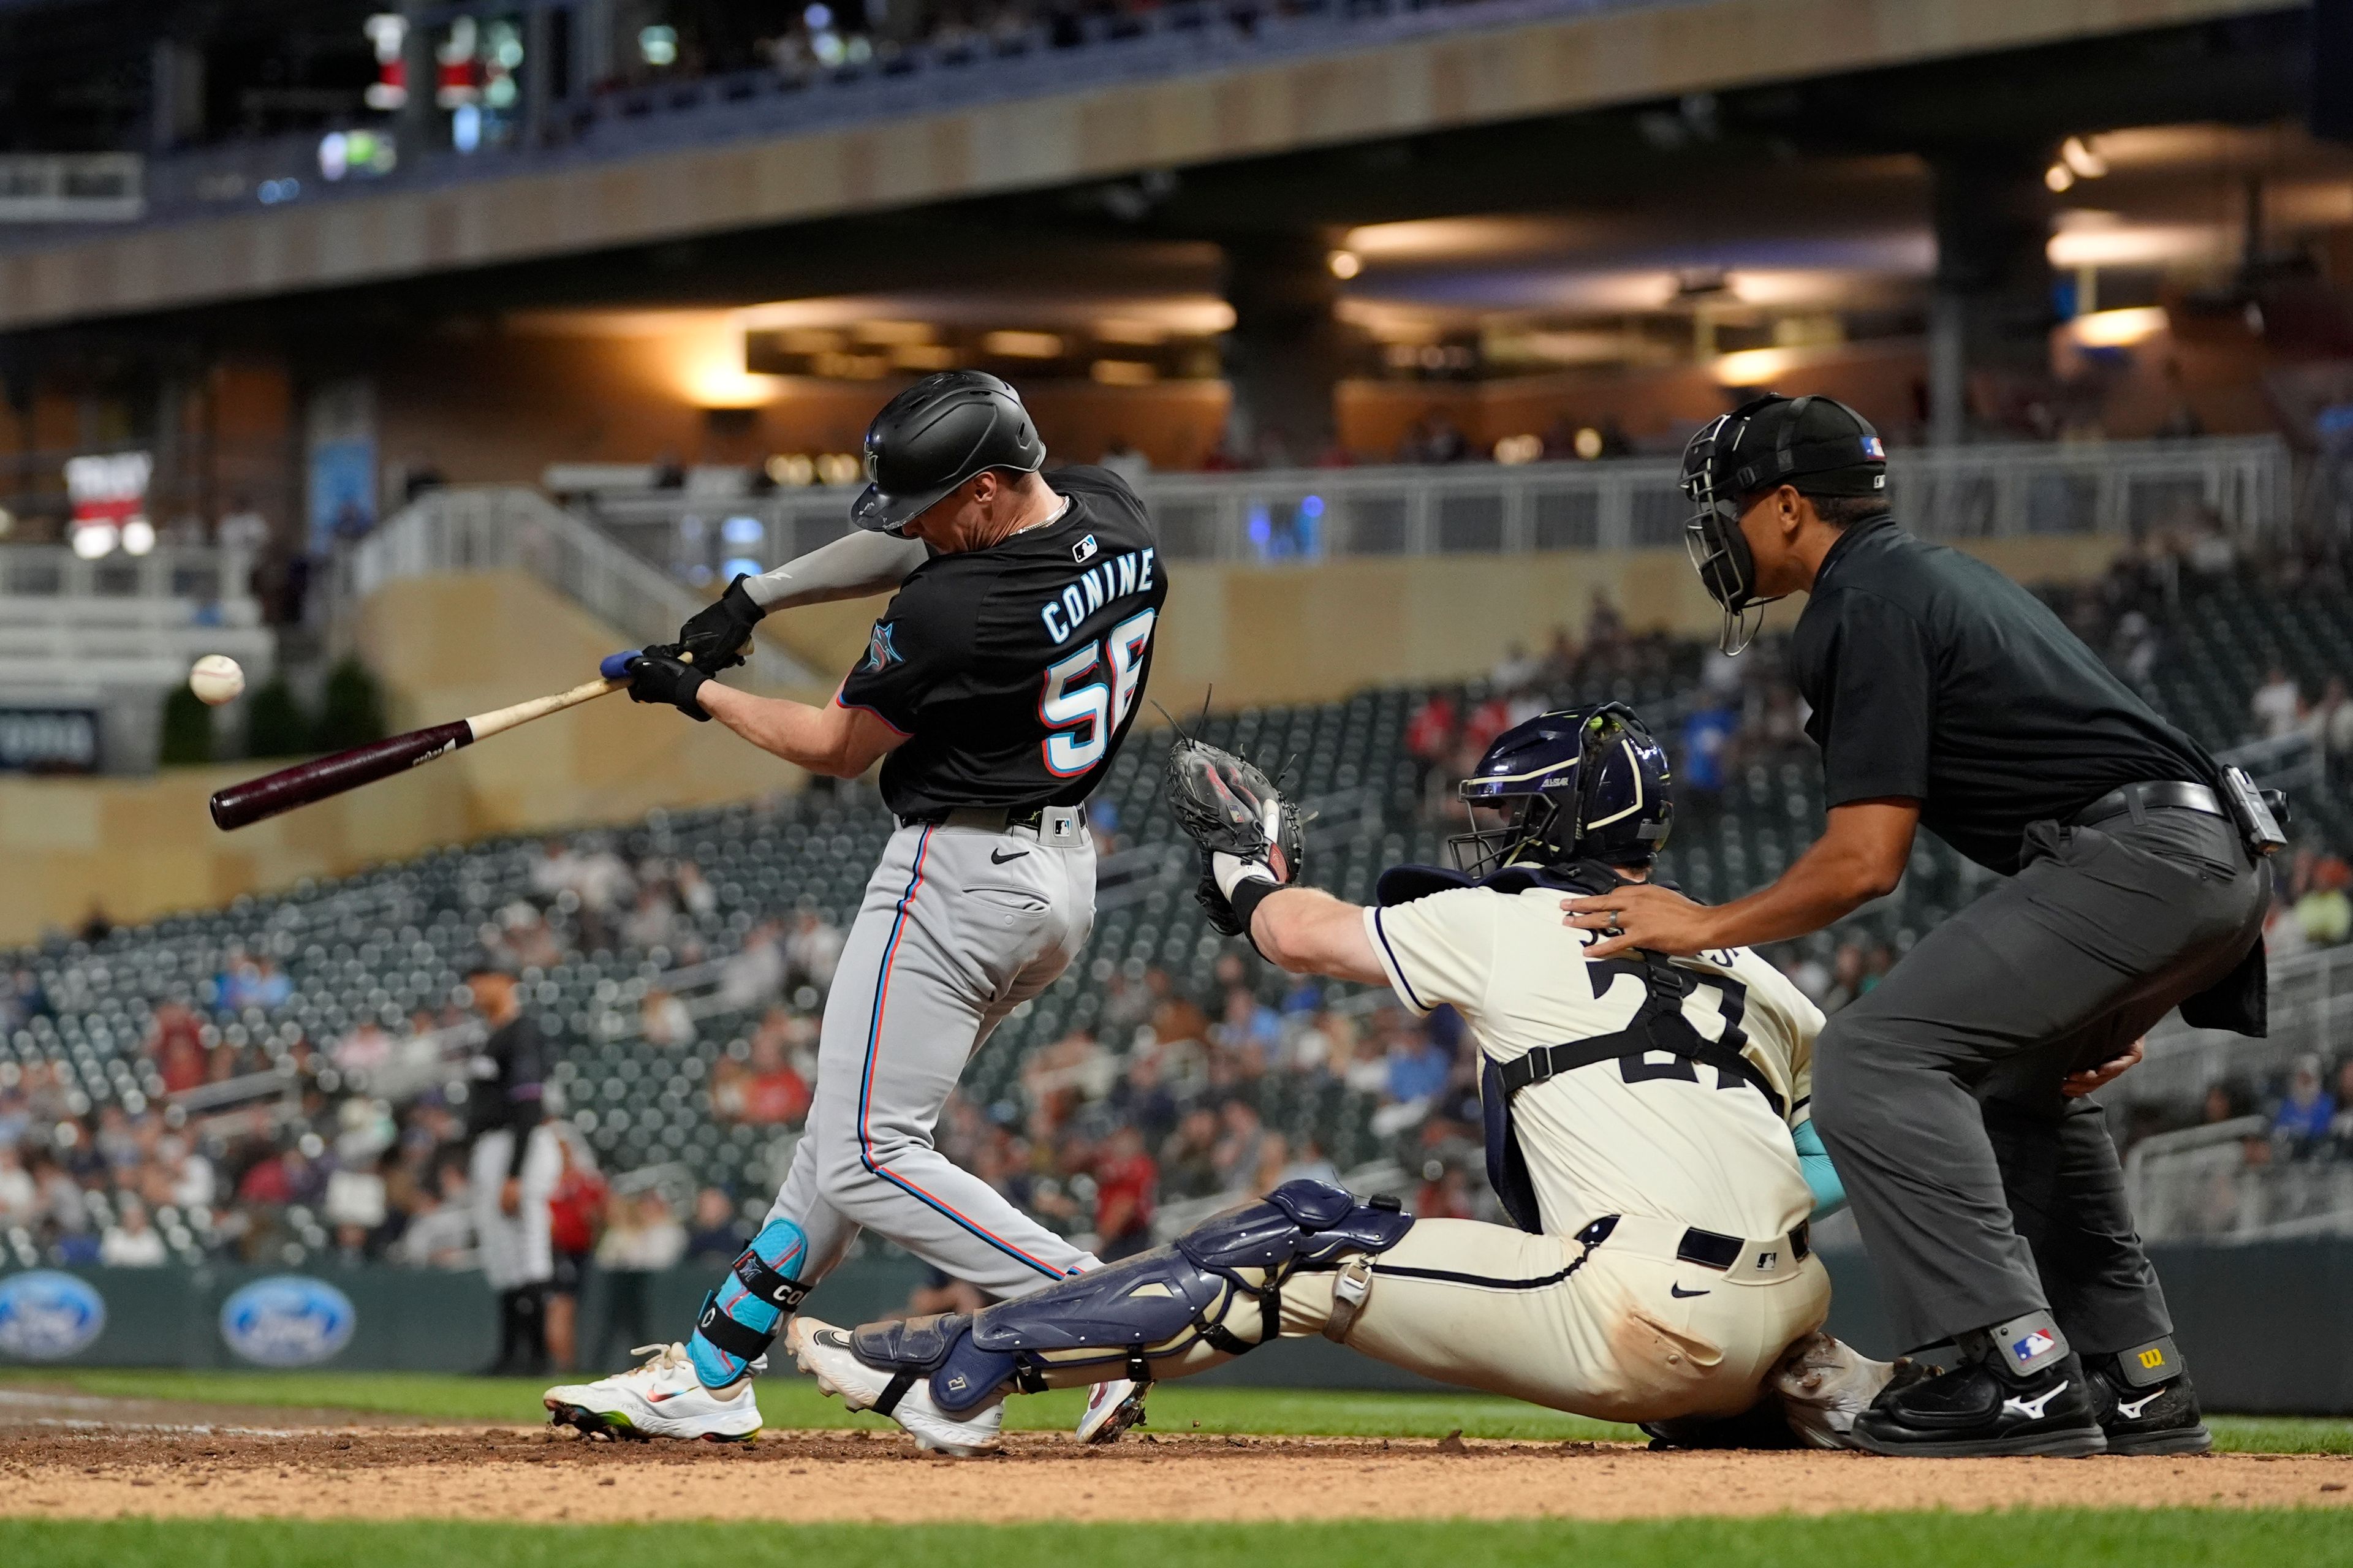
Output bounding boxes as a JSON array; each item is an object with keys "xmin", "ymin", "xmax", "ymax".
[{"xmin": 2, "ymin": 1241, "xmax": 2346, "ymax": 1414}]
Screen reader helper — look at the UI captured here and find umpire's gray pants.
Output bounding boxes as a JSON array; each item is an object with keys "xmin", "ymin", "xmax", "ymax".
[
  {"xmin": 760, "ymin": 814, "xmax": 1099, "ymax": 1300},
  {"xmin": 1811, "ymin": 808, "xmax": 2268, "ymax": 1354}
]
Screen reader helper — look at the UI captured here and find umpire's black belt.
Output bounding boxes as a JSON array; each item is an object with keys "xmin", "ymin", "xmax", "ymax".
[{"xmin": 2067, "ymin": 779, "xmax": 2222, "ymax": 831}]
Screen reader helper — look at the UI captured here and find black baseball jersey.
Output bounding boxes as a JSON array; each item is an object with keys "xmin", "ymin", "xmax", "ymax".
[
  {"xmin": 838, "ymin": 465, "xmax": 1167, "ymax": 819},
  {"xmin": 1791, "ymin": 516, "xmax": 2216, "ymax": 874}
]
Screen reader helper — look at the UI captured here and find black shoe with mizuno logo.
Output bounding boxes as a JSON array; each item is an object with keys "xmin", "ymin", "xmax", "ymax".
[
  {"xmin": 1849, "ymin": 1322, "xmax": 2106, "ymax": 1458},
  {"xmin": 2088, "ymin": 1341, "xmax": 2211, "ymax": 1456}
]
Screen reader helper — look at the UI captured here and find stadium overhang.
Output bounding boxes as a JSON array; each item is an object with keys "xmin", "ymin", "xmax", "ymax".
[{"xmin": 0, "ymin": 0, "xmax": 2301, "ymax": 332}]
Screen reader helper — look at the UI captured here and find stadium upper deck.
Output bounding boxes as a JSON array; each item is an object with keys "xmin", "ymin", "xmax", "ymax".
[{"xmin": 0, "ymin": 0, "xmax": 2305, "ymax": 328}]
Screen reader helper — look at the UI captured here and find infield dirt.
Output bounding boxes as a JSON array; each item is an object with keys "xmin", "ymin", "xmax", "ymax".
[{"xmin": 0, "ymin": 1395, "xmax": 2348, "ymax": 1525}]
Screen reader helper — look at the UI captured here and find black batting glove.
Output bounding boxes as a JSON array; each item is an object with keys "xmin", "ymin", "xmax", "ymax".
[
  {"xmin": 627, "ymin": 651, "xmax": 712, "ymax": 721},
  {"xmin": 675, "ymin": 574, "xmax": 766, "ymax": 674}
]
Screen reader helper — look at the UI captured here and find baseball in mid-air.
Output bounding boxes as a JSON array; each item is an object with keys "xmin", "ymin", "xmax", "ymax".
[{"xmin": 189, "ymin": 654, "xmax": 245, "ymax": 706}]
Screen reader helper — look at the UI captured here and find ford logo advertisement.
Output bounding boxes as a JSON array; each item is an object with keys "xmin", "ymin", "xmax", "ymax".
[
  {"xmin": 219, "ymin": 1276, "xmax": 357, "ymax": 1367},
  {"xmin": 0, "ymin": 1271, "xmax": 108, "ymax": 1360}
]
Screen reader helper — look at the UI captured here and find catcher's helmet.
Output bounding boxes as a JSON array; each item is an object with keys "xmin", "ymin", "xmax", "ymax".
[
  {"xmin": 1680, "ymin": 393, "xmax": 1886, "ymax": 653},
  {"xmin": 1449, "ymin": 703, "xmax": 1672, "ymax": 879},
  {"xmin": 851, "ymin": 370, "xmax": 1046, "ymax": 536}
]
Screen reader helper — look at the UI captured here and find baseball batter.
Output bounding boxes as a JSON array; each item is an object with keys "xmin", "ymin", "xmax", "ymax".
[
  {"xmin": 786, "ymin": 706, "xmax": 1854, "ymax": 1453},
  {"xmin": 545, "ymin": 372, "xmax": 1165, "ymax": 1444}
]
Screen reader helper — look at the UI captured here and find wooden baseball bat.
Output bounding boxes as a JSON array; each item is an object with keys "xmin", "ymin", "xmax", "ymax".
[{"xmin": 208, "ymin": 655, "xmax": 649, "ymax": 831}]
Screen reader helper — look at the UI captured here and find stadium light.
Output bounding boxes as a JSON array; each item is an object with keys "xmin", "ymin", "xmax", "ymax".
[
  {"xmin": 2069, "ymin": 306, "xmax": 2169, "ymax": 348},
  {"xmin": 1328, "ymin": 250, "xmax": 1362, "ymax": 280}
]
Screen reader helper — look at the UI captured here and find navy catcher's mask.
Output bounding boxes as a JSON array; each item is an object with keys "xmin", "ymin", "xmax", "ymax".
[
  {"xmin": 1680, "ymin": 393, "xmax": 1886, "ymax": 654},
  {"xmin": 1449, "ymin": 703, "xmax": 1673, "ymax": 879}
]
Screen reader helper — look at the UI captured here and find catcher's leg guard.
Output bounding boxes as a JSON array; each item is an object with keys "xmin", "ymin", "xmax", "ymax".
[
  {"xmin": 687, "ymin": 1216, "xmax": 811, "ymax": 1389},
  {"xmin": 852, "ymin": 1180, "xmax": 1412, "ymax": 1415}
]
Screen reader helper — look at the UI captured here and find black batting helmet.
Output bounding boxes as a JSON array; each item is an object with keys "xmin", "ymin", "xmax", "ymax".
[
  {"xmin": 1680, "ymin": 393, "xmax": 1886, "ymax": 653},
  {"xmin": 851, "ymin": 371, "xmax": 1046, "ymax": 536}
]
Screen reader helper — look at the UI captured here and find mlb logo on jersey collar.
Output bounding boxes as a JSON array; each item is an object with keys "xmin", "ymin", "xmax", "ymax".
[{"xmin": 1072, "ymin": 534, "xmax": 1098, "ymax": 563}]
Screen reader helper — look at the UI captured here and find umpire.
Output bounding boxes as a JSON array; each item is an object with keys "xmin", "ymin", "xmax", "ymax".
[{"xmin": 1567, "ymin": 394, "xmax": 2278, "ymax": 1458}]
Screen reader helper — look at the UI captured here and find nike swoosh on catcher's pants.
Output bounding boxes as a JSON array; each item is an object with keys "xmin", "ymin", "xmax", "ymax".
[
  {"xmin": 990, "ymin": 848, "xmax": 1028, "ymax": 863},
  {"xmin": 1670, "ymin": 1284, "xmax": 1710, "ymax": 1298}
]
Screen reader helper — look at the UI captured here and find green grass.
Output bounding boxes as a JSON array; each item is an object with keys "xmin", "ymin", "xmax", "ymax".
[
  {"xmin": 8, "ymin": 1512, "xmax": 2353, "ymax": 1568},
  {"xmin": 6, "ymin": 1367, "xmax": 2351, "ymax": 1452}
]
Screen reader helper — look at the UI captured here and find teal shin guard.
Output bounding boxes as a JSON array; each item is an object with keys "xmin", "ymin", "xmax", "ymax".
[{"xmin": 689, "ymin": 1216, "xmax": 810, "ymax": 1389}]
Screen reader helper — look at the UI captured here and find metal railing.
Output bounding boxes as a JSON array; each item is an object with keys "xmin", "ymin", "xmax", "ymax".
[
  {"xmin": 2126, "ymin": 1118, "xmax": 2353, "ymax": 1241},
  {"xmin": 2114, "ymin": 944, "xmax": 2353, "ymax": 1113},
  {"xmin": 574, "ymin": 436, "xmax": 2297, "ymax": 581},
  {"xmin": 342, "ymin": 487, "xmax": 816, "ymax": 688},
  {"xmin": 0, "ymin": 543, "xmax": 254, "ymax": 609}
]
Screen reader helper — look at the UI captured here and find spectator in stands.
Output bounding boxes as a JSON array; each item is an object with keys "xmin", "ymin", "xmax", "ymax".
[
  {"xmin": 1157, "ymin": 1106, "xmax": 1221, "ymax": 1199},
  {"xmin": 2293, "ymin": 856, "xmax": 2353, "ymax": 949},
  {"xmin": 1146, "ymin": 968, "xmax": 1210, "ymax": 1050},
  {"xmin": 1097, "ymin": 437, "xmax": 1151, "ymax": 488},
  {"xmin": 684, "ymin": 1186, "xmax": 743, "ymax": 1261},
  {"xmin": 547, "ymin": 1131, "xmax": 609, "ymax": 1372},
  {"xmin": 1381, "ymin": 1023, "xmax": 1451, "ymax": 1108},
  {"xmin": 0, "ymin": 1145, "xmax": 34, "ymax": 1225},
  {"xmin": 325, "ymin": 1152, "xmax": 392, "ymax": 1262},
  {"xmin": 2272, "ymin": 1056, "xmax": 2336, "ymax": 1153},
  {"xmin": 99, "ymin": 1197, "xmax": 167, "ymax": 1267},
  {"xmin": 1412, "ymin": 1161, "xmax": 1476, "ymax": 1221},
  {"xmin": 597, "ymin": 1189, "xmax": 688, "ymax": 1271},
  {"xmin": 396, "ymin": 1160, "xmax": 476, "ymax": 1267},
  {"xmin": 2305, "ymin": 677, "xmax": 2353, "ymax": 759},
  {"xmin": 2333, "ymin": 1059, "xmax": 2353, "ymax": 1148},
  {"xmin": 720, "ymin": 919, "xmax": 788, "ymax": 1011},
  {"xmin": 2252, "ymin": 666, "xmax": 2302, "ymax": 740},
  {"xmin": 623, "ymin": 885, "xmax": 683, "ymax": 952},
  {"xmin": 1108, "ymin": 1047, "xmax": 1178, "ymax": 1149},
  {"xmin": 1091, "ymin": 1124, "xmax": 1158, "ymax": 1260},
  {"xmin": 783, "ymin": 906, "xmax": 845, "ymax": 993},
  {"xmin": 1404, "ymin": 689, "xmax": 1458, "ymax": 810},
  {"xmin": 640, "ymin": 987, "xmax": 695, "ymax": 1048},
  {"xmin": 1099, "ymin": 964, "xmax": 1153, "ymax": 1048},
  {"xmin": 1210, "ymin": 1099, "xmax": 1268, "ymax": 1192}
]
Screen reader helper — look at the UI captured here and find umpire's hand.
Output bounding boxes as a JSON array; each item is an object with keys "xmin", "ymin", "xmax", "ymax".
[
  {"xmin": 673, "ymin": 574, "xmax": 766, "ymax": 673},
  {"xmin": 1561, "ymin": 882, "xmax": 1718, "ymax": 958},
  {"xmin": 2062, "ymin": 1037, "xmax": 2145, "ymax": 1098},
  {"xmin": 627, "ymin": 650, "xmax": 712, "ymax": 721}
]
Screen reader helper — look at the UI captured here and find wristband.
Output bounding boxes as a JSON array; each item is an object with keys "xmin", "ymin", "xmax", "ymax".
[{"xmin": 1227, "ymin": 875, "xmax": 1283, "ymax": 955}]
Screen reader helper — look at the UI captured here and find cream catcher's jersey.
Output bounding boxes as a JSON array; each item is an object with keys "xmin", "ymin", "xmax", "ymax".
[{"xmin": 1365, "ymin": 882, "xmax": 1824, "ymax": 1243}]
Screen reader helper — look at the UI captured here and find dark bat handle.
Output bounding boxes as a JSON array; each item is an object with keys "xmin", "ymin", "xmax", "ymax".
[{"xmin": 208, "ymin": 721, "xmax": 475, "ymax": 831}]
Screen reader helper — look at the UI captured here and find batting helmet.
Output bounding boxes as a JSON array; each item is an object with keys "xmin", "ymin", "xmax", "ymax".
[
  {"xmin": 1680, "ymin": 393, "xmax": 1886, "ymax": 653},
  {"xmin": 1450, "ymin": 703, "xmax": 1673, "ymax": 880},
  {"xmin": 850, "ymin": 370, "xmax": 1047, "ymax": 536}
]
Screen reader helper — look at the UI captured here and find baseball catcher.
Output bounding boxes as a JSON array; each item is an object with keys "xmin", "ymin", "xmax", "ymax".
[{"xmin": 789, "ymin": 704, "xmax": 1874, "ymax": 1452}]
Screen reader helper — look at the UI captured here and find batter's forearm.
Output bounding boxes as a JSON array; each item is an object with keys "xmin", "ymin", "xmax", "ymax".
[
  {"xmin": 699, "ymin": 684, "xmax": 873, "ymax": 776},
  {"xmin": 743, "ymin": 532, "xmax": 930, "ymax": 612}
]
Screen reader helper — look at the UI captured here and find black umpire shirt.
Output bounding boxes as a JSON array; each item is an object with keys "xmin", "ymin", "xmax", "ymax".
[
  {"xmin": 837, "ymin": 465, "xmax": 1166, "ymax": 820},
  {"xmin": 1790, "ymin": 516, "xmax": 2216, "ymax": 874}
]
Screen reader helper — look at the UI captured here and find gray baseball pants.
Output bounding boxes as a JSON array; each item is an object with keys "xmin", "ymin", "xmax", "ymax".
[
  {"xmin": 758, "ymin": 809, "xmax": 1101, "ymax": 1300},
  {"xmin": 1811, "ymin": 807, "xmax": 2268, "ymax": 1354}
]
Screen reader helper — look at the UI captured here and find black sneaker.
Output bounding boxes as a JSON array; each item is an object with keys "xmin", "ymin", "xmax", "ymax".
[
  {"xmin": 1849, "ymin": 1340, "xmax": 2107, "ymax": 1457},
  {"xmin": 2089, "ymin": 1354, "xmax": 2211, "ymax": 1456}
]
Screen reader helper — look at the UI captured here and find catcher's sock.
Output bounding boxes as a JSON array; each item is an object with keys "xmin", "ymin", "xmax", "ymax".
[{"xmin": 689, "ymin": 1216, "xmax": 810, "ymax": 1390}]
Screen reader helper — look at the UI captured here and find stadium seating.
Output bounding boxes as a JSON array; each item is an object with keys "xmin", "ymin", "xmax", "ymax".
[{"xmin": 4, "ymin": 561, "xmax": 2349, "ymax": 1273}]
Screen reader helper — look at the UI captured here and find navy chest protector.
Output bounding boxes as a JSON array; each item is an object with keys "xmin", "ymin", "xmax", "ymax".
[{"xmin": 1374, "ymin": 861, "xmax": 1783, "ymax": 1235}]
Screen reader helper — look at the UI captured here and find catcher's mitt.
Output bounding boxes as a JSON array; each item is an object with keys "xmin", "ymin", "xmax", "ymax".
[{"xmin": 1164, "ymin": 735, "xmax": 1306, "ymax": 935}]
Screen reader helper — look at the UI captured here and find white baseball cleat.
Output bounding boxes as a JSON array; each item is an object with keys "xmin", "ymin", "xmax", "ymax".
[
  {"xmin": 544, "ymin": 1342, "xmax": 763, "ymax": 1442},
  {"xmin": 789, "ymin": 1316, "xmax": 1006, "ymax": 1457},
  {"xmin": 1075, "ymin": 1376, "xmax": 1147, "ymax": 1444},
  {"xmin": 1771, "ymin": 1330, "xmax": 1896, "ymax": 1450}
]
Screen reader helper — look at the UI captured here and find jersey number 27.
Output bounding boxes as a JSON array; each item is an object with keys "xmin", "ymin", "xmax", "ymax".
[{"xmin": 1039, "ymin": 608, "xmax": 1158, "ymax": 777}]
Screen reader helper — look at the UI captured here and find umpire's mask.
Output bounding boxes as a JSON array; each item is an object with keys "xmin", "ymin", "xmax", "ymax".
[{"xmin": 1679, "ymin": 393, "xmax": 1887, "ymax": 654}]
